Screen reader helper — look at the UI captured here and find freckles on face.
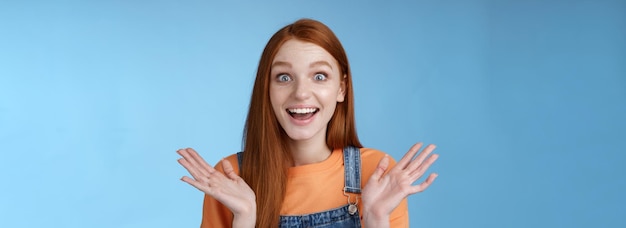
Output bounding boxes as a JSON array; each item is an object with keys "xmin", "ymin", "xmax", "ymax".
[{"xmin": 268, "ymin": 39, "xmax": 346, "ymax": 142}]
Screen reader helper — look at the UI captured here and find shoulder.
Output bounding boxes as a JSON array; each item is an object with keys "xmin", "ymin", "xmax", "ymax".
[
  {"xmin": 358, "ymin": 147, "xmax": 398, "ymax": 184},
  {"xmin": 359, "ymin": 147, "xmax": 397, "ymax": 166}
]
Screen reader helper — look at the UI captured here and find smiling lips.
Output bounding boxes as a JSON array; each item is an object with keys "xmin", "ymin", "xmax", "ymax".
[{"xmin": 287, "ymin": 107, "xmax": 319, "ymax": 122}]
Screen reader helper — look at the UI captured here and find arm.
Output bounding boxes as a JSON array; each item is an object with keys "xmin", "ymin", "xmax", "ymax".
[
  {"xmin": 177, "ymin": 148, "xmax": 256, "ymax": 228},
  {"xmin": 361, "ymin": 143, "xmax": 439, "ymax": 228}
]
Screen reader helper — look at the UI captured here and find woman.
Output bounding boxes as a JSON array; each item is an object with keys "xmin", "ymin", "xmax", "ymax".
[{"xmin": 177, "ymin": 18, "xmax": 439, "ymax": 227}]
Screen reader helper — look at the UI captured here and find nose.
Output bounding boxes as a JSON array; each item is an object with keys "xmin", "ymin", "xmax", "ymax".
[{"xmin": 293, "ymin": 78, "xmax": 312, "ymax": 100}]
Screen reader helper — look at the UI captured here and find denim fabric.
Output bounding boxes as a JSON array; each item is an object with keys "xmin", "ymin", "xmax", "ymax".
[
  {"xmin": 278, "ymin": 204, "xmax": 361, "ymax": 228},
  {"xmin": 237, "ymin": 146, "xmax": 363, "ymax": 228},
  {"xmin": 343, "ymin": 146, "xmax": 361, "ymax": 194},
  {"xmin": 236, "ymin": 151, "xmax": 243, "ymax": 168}
]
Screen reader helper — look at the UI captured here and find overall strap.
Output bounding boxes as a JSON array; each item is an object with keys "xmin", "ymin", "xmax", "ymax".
[
  {"xmin": 343, "ymin": 146, "xmax": 362, "ymax": 194},
  {"xmin": 236, "ymin": 151, "xmax": 243, "ymax": 169}
]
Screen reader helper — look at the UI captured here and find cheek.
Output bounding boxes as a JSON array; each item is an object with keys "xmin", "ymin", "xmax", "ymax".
[
  {"xmin": 320, "ymin": 86, "xmax": 341, "ymax": 101},
  {"xmin": 269, "ymin": 86, "xmax": 284, "ymax": 110}
]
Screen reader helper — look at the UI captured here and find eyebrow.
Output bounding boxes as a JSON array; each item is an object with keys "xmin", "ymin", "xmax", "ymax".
[
  {"xmin": 271, "ymin": 60, "xmax": 334, "ymax": 70},
  {"xmin": 309, "ymin": 61, "xmax": 333, "ymax": 70},
  {"xmin": 271, "ymin": 61, "xmax": 291, "ymax": 68}
]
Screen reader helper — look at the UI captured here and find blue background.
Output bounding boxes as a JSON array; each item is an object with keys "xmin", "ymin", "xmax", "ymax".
[{"xmin": 1, "ymin": 0, "xmax": 625, "ymax": 227}]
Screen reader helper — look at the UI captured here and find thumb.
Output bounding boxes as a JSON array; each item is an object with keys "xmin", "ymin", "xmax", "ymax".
[
  {"xmin": 221, "ymin": 159, "xmax": 240, "ymax": 180},
  {"xmin": 371, "ymin": 155, "xmax": 390, "ymax": 181}
]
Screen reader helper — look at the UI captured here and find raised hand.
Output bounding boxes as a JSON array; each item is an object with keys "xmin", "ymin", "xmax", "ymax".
[
  {"xmin": 361, "ymin": 143, "xmax": 439, "ymax": 227},
  {"xmin": 177, "ymin": 148, "xmax": 256, "ymax": 226}
]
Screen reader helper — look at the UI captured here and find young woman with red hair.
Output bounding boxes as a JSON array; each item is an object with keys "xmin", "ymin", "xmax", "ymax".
[{"xmin": 177, "ymin": 18, "xmax": 439, "ymax": 228}]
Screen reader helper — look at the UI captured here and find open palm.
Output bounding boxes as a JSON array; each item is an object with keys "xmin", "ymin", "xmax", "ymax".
[
  {"xmin": 177, "ymin": 148, "xmax": 256, "ymax": 217},
  {"xmin": 362, "ymin": 143, "xmax": 439, "ymax": 221}
]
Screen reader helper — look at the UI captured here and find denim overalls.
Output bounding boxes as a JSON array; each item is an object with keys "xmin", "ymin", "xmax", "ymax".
[{"xmin": 237, "ymin": 146, "xmax": 362, "ymax": 227}]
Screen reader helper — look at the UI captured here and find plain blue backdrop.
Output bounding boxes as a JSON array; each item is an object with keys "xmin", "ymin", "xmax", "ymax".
[{"xmin": 1, "ymin": 0, "xmax": 625, "ymax": 227}]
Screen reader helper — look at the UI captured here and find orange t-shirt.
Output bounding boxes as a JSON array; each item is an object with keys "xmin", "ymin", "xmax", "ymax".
[{"xmin": 200, "ymin": 148, "xmax": 409, "ymax": 227}]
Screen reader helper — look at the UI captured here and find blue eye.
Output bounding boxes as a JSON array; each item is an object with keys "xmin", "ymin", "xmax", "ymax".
[
  {"xmin": 314, "ymin": 73, "xmax": 327, "ymax": 81},
  {"xmin": 277, "ymin": 74, "xmax": 291, "ymax": 82}
]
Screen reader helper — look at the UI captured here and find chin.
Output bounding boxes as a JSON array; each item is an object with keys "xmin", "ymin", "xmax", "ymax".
[
  {"xmin": 285, "ymin": 132, "xmax": 315, "ymax": 141},
  {"xmin": 283, "ymin": 128, "xmax": 321, "ymax": 142}
]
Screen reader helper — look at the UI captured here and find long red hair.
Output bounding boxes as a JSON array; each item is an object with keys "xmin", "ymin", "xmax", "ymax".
[{"xmin": 240, "ymin": 18, "xmax": 362, "ymax": 227}]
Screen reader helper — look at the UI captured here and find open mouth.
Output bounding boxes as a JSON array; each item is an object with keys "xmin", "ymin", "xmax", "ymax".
[{"xmin": 287, "ymin": 108, "xmax": 319, "ymax": 120}]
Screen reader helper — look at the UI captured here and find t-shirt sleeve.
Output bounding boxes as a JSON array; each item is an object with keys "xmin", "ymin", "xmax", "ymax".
[
  {"xmin": 200, "ymin": 193, "xmax": 232, "ymax": 228},
  {"xmin": 199, "ymin": 155, "xmax": 240, "ymax": 228},
  {"xmin": 389, "ymin": 198, "xmax": 410, "ymax": 228}
]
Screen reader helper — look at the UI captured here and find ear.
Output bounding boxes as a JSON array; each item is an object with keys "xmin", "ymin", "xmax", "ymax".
[{"xmin": 336, "ymin": 74, "xmax": 347, "ymax": 102}]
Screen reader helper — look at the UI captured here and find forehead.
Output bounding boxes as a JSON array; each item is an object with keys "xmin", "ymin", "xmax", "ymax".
[{"xmin": 272, "ymin": 39, "xmax": 338, "ymax": 67}]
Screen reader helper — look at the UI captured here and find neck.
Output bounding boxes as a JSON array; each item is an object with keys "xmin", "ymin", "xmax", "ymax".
[{"xmin": 288, "ymin": 136, "xmax": 332, "ymax": 166}]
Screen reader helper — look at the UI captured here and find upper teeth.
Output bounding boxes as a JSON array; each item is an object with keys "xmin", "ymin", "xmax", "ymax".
[{"xmin": 288, "ymin": 108, "xmax": 317, "ymax": 114}]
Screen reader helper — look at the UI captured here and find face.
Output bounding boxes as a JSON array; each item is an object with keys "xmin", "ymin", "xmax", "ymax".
[{"xmin": 269, "ymin": 39, "xmax": 346, "ymax": 143}]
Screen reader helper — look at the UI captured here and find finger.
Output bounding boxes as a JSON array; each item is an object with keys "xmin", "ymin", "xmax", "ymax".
[
  {"xmin": 409, "ymin": 153, "xmax": 439, "ymax": 180},
  {"xmin": 406, "ymin": 144, "xmax": 436, "ymax": 172},
  {"xmin": 181, "ymin": 176, "xmax": 199, "ymax": 186},
  {"xmin": 186, "ymin": 148, "xmax": 215, "ymax": 172},
  {"xmin": 411, "ymin": 173, "xmax": 438, "ymax": 194},
  {"xmin": 178, "ymin": 158, "xmax": 204, "ymax": 181},
  {"xmin": 370, "ymin": 155, "xmax": 390, "ymax": 182},
  {"xmin": 395, "ymin": 142, "xmax": 423, "ymax": 169},
  {"xmin": 181, "ymin": 176, "xmax": 211, "ymax": 194},
  {"xmin": 221, "ymin": 159, "xmax": 240, "ymax": 180},
  {"xmin": 180, "ymin": 148, "xmax": 213, "ymax": 176},
  {"xmin": 177, "ymin": 149, "xmax": 200, "ymax": 171}
]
